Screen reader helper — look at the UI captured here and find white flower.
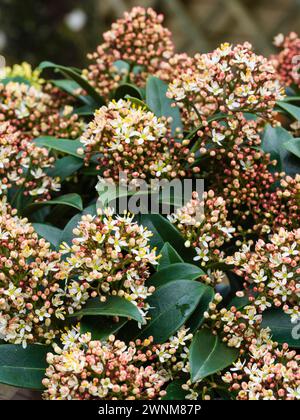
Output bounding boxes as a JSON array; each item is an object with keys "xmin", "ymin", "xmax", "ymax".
[{"xmin": 211, "ymin": 129, "xmax": 225, "ymax": 145}]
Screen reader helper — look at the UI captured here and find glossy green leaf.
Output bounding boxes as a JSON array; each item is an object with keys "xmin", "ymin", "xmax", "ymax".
[
  {"xmin": 138, "ymin": 214, "xmax": 195, "ymax": 263},
  {"xmin": 157, "ymin": 242, "xmax": 183, "ymax": 270},
  {"xmin": 71, "ymin": 296, "xmax": 144, "ymax": 324},
  {"xmin": 0, "ymin": 344, "xmax": 50, "ymax": 390},
  {"xmin": 80, "ymin": 317, "xmax": 127, "ymax": 341},
  {"xmin": 262, "ymin": 309, "xmax": 300, "ymax": 348},
  {"xmin": 32, "ymin": 223, "xmax": 62, "ymax": 249},
  {"xmin": 284, "ymin": 137, "xmax": 300, "ymax": 159},
  {"xmin": 149, "ymin": 263, "xmax": 204, "ymax": 288},
  {"xmin": 277, "ymin": 101, "xmax": 300, "ymax": 121},
  {"xmin": 146, "ymin": 76, "xmax": 183, "ymax": 134},
  {"xmin": 48, "ymin": 155, "xmax": 83, "ymax": 181},
  {"xmin": 39, "ymin": 61, "xmax": 105, "ymax": 106},
  {"xmin": 162, "ymin": 380, "xmax": 188, "ymax": 400},
  {"xmin": 190, "ymin": 329, "xmax": 239, "ymax": 382},
  {"xmin": 137, "ymin": 280, "xmax": 209, "ymax": 343},
  {"xmin": 114, "ymin": 83, "xmax": 142, "ymax": 101},
  {"xmin": 25, "ymin": 193, "xmax": 83, "ymax": 213},
  {"xmin": 33, "ymin": 136, "xmax": 84, "ymax": 158},
  {"xmin": 186, "ymin": 287, "xmax": 215, "ymax": 333}
]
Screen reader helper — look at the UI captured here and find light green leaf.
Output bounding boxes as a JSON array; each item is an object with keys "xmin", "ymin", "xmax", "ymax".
[
  {"xmin": 284, "ymin": 137, "xmax": 300, "ymax": 159},
  {"xmin": 33, "ymin": 136, "xmax": 84, "ymax": 158},
  {"xmin": 32, "ymin": 223, "xmax": 62, "ymax": 249},
  {"xmin": 48, "ymin": 155, "xmax": 83, "ymax": 181},
  {"xmin": 25, "ymin": 193, "xmax": 83, "ymax": 214},
  {"xmin": 277, "ymin": 101, "xmax": 300, "ymax": 121}
]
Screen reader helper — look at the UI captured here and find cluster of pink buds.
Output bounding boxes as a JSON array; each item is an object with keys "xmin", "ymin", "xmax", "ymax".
[
  {"xmin": 0, "ymin": 198, "xmax": 66, "ymax": 347},
  {"xmin": 0, "ymin": 122, "xmax": 61, "ymax": 200},
  {"xmin": 79, "ymin": 99, "xmax": 196, "ymax": 183},
  {"xmin": 272, "ymin": 32, "xmax": 300, "ymax": 89},
  {"xmin": 222, "ymin": 340, "xmax": 300, "ymax": 400},
  {"xmin": 227, "ymin": 228, "xmax": 300, "ymax": 323},
  {"xmin": 42, "ymin": 326, "xmax": 193, "ymax": 400},
  {"xmin": 59, "ymin": 208, "xmax": 159, "ymax": 319},
  {"xmin": 84, "ymin": 7, "xmax": 174, "ymax": 98},
  {"xmin": 167, "ymin": 42, "xmax": 285, "ymax": 127},
  {"xmin": 169, "ymin": 191, "xmax": 235, "ymax": 285},
  {"xmin": 0, "ymin": 81, "xmax": 84, "ymax": 140}
]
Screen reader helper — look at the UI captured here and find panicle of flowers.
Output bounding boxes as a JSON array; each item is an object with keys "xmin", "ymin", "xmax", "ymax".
[
  {"xmin": 0, "ymin": 199, "xmax": 66, "ymax": 347},
  {"xmin": 79, "ymin": 99, "xmax": 196, "ymax": 183},
  {"xmin": 167, "ymin": 42, "xmax": 285, "ymax": 127},
  {"xmin": 42, "ymin": 326, "xmax": 193, "ymax": 400},
  {"xmin": 272, "ymin": 32, "xmax": 300, "ymax": 89},
  {"xmin": 0, "ymin": 81, "xmax": 84, "ymax": 139},
  {"xmin": 0, "ymin": 122, "xmax": 61, "ymax": 200},
  {"xmin": 83, "ymin": 7, "xmax": 174, "ymax": 98},
  {"xmin": 227, "ymin": 227, "xmax": 300, "ymax": 324},
  {"xmin": 59, "ymin": 208, "xmax": 159, "ymax": 318},
  {"xmin": 222, "ymin": 340, "xmax": 300, "ymax": 400},
  {"xmin": 169, "ymin": 191, "xmax": 235, "ymax": 286}
]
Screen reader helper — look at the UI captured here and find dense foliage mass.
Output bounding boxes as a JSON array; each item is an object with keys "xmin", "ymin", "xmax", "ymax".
[{"xmin": 0, "ymin": 7, "xmax": 299, "ymax": 401}]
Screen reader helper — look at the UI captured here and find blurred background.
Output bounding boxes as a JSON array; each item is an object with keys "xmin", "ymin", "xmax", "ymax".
[{"xmin": 0, "ymin": 0, "xmax": 300, "ymax": 68}]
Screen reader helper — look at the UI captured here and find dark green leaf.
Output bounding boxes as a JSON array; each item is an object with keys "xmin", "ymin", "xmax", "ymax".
[
  {"xmin": 71, "ymin": 296, "xmax": 144, "ymax": 324},
  {"xmin": 0, "ymin": 344, "xmax": 50, "ymax": 390},
  {"xmin": 33, "ymin": 136, "xmax": 84, "ymax": 158},
  {"xmin": 25, "ymin": 193, "xmax": 83, "ymax": 213},
  {"xmin": 80, "ymin": 317, "xmax": 127, "ymax": 341},
  {"xmin": 277, "ymin": 101, "xmax": 300, "ymax": 121},
  {"xmin": 137, "ymin": 280, "xmax": 209, "ymax": 343},
  {"xmin": 48, "ymin": 156, "xmax": 83, "ymax": 181},
  {"xmin": 39, "ymin": 61, "xmax": 105, "ymax": 106},
  {"xmin": 262, "ymin": 309, "xmax": 300, "ymax": 348},
  {"xmin": 186, "ymin": 287, "xmax": 215, "ymax": 333},
  {"xmin": 162, "ymin": 380, "xmax": 188, "ymax": 400},
  {"xmin": 190, "ymin": 329, "xmax": 239, "ymax": 382},
  {"xmin": 60, "ymin": 203, "xmax": 96, "ymax": 245},
  {"xmin": 284, "ymin": 137, "xmax": 300, "ymax": 159},
  {"xmin": 149, "ymin": 263, "xmax": 204, "ymax": 288},
  {"xmin": 32, "ymin": 223, "xmax": 62, "ymax": 250},
  {"xmin": 157, "ymin": 242, "xmax": 183, "ymax": 270},
  {"xmin": 114, "ymin": 83, "xmax": 142, "ymax": 101},
  {"xmin": 146, "ymin": 76, "xmax": 182, "ymax": 134}
]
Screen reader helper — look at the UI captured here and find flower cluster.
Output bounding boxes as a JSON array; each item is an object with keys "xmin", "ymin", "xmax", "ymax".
[
  {"xmin": 0, "ymin": 199, "xmax": 66, "ymax": 347},
  {"xmin": 223, "ymin": 340, "xmax": 300, "ymax": 400},
  {"xmin": 167, "ymin": 42, "xmax": 285, "ymax": 126},
  {"xmin": 169, "ymin": 191, "xmax": 235, "ymax": 285},
  {"xmin": 84, "ymin": 7, "xmax": 174, "ymax": 98},
  {"xmin": 0, "ymin": 122, "xmax": 61, "ymax": 200},
  {"xmin": 80, "ymin": 99, "xmax": 196, "ymax": 183},
  {"xmin": 0, "ymin": 81, "xmax": 84, "ymax": 139},
  {"xmin": 59, "ymin": 208, "xmax": 158, "ymax": 318},
  {"xmin": 227, "ymin": 228, "xmax": 300, "ymax": 323},
  {"xmin": 272, "ymin": 32, "xmax": 300, "ymax": 89},
  {"xmin": 0, "ymin": 62, "xmax": 44, "ymax": 89},
  {"xmin": 42, "ymin": 326, "xmax": 193, "ymax": 400}
]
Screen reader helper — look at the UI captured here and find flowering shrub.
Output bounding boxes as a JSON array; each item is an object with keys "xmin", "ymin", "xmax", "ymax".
[{"xmin": 0, "ymin": 7, "xmax": 299, "ymax": 402}]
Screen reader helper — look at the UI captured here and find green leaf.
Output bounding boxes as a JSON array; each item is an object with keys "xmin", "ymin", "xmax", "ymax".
[
  {"xmin": 186, "ymin": 287, "xmax": 215, "ymax": 333},
  {"xmin": 190, "ymin": 329, "xmax": 239, "ymax": 382},
  {"xmin": 39, "ymin": 61, "xmax": 105, "ymax": 106},
  {"xmin": 157, "ymin": 242, "xmax": 183, "ymax": 270},
  {"xmin": 33, "ymin": 136, "xmax": 84, "ymax": 158},
  {"xmin": 48, "ymin": 155, "xmax": 83, "ymax": 181},
  {"xmin": 261, "ymin": 125, "xmax": 300, "ymax": 175},
  {"xmin": 261, "ymin": 309, "xmax": 300, "ymax": 348},
  {"xmin": 60, "ymin": 203, "xmax": 96, "ymax": 246},
  {"xmin": 277, "ymin": 101, "xmax": 300, "ymax": 121},
  {"xmin": 0, "ymin": 344, "xmax": 49, "ymax": 390},
  {"xmin": 137, "ymin": 280, "xmax": 209, "ymax": 343},
  {"xmin": 80, "ymin": 317, "xmax": 127, "ymax": 341},
  {"xmin": 149, "ymin": 263, "xmax": 204, "ymax": 288},
  {"xmin": 32, "ymin": 223, "xmax": 62, "ymax": 249},
  {"xmin": 138, "ymin": 214, "xmax": 195, "ymax": 263},
  {"xmin": 25, "ymin": 193, "xmax": 83, "ymax": 213},
  {"xmin": 126, "ymin": 96, "xmax": 151, "ymax": 111},
  {"xmin": 162, "ymin": 380, "xmax": 188, "ymax": 400},
  {"xmin": 114, "ymin": 83, "xmax": 142, "ymax": 101},
  {"xmin": 146, "ymin": 76, "xmax": 183, "ymax": 134},
  {"xmin": 284, "ymin": 137, "xmax": 300, "ymax": 159},
  {"xmin": 71, "ymin": 296, "xmax": 144, "ymax": 324}
]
